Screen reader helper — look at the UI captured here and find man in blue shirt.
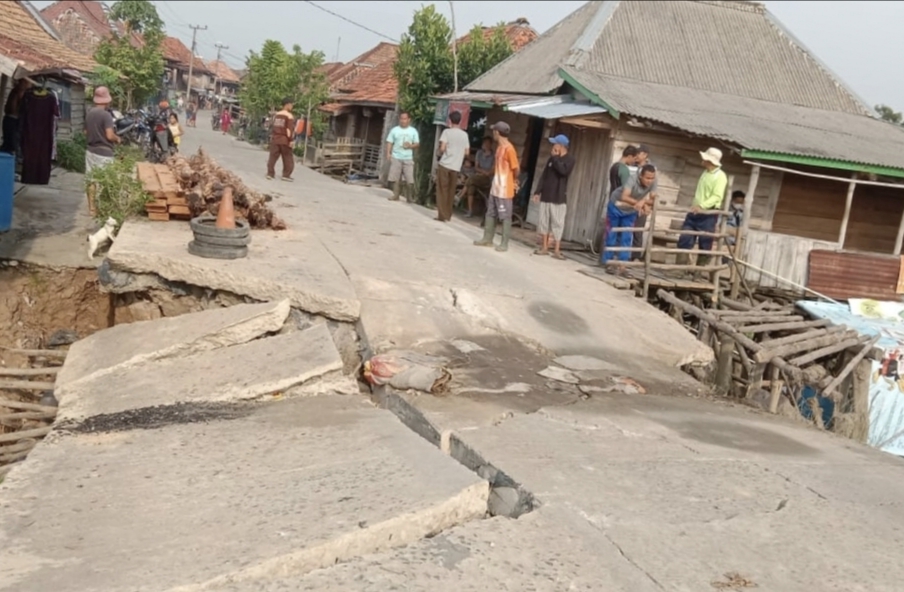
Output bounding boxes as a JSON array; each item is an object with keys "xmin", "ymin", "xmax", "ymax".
[{"xmin": 385, "ymin": 111, "xmax": 420, "ymax": 202}]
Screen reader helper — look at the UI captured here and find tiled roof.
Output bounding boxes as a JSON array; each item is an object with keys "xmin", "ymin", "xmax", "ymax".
[
  {"xmin": 40, "ymin": 0, "xmax": 143, "ymax": 52},
  {"xmin": 327, "ymin": 42, "xmax": 398, "ymax": 92},
  {"xmin": 207, "ymin": 59, "xmax": 240, "ymax": 84},
  {"xmin": 564, "ymin": 68, "xmax": 904, "ymax": 171},
  {"xmin": 457, "ymin": 19, "xmax": 539, "ymax": 51},
  {"xmin": 0, "ymin": 1, "xmax": 96, "ymax": 75},
  {"xmin": 468, "ymin": 1, "xmax": 871, "ymax": 116},
  {"xmin": 318, "ymin": 62, "xmax": 344, "ymax": 77},
  {"xmin": 161, "ymin": 36, "xmax": 192, "ymax": 68}
]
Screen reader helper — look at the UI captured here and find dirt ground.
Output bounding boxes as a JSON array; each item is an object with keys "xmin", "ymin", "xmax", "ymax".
[{"xmin": 0, "ymin": 264, "xmax": 112, "ymax": 356}]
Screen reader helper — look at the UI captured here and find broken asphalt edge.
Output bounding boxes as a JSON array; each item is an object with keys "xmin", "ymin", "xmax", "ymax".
[{"xmin": 355, "ymin": 317, "xmax": 539, "ymax": 519}]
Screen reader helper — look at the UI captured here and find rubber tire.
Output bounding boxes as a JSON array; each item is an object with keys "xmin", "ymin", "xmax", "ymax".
[
  {"xmin": 187, "ymin": 240, "xmax": 248, "ymax": 260},
  {"xmin": 192, "ymin": 233, "xmax": 251, "ymax": 248},
  {"xmin": 190, "ymin": 215, "xmax": 250, "ymax": 239}
]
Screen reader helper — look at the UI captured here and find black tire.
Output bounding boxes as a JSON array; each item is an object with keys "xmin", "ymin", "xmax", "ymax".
[
  {"xmin": 187, "ymin": 240, "xmax": 248, "ymax": 260},
  {"xmin": 192, "ymin": 233, "xmax": 251, "ymax": 248},
  {"xmin": 190, "ymin": 215, "xmax": 250, "ymax": 239}
]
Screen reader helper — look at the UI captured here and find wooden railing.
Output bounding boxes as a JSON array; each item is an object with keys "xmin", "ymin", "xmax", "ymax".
[{"xmin": 605, "ymin": 176, "xmax": 739, "ymax": 302}]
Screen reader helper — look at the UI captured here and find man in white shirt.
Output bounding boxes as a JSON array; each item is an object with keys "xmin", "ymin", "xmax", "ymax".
[{"xmin": 435, "ymin": 110, "xmax": 469, "ymax": 222}]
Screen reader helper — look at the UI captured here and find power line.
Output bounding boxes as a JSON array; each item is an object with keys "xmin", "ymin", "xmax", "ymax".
[{"xmin": 302, "ymin": 1, "xmax": 399, "ymax": 43}]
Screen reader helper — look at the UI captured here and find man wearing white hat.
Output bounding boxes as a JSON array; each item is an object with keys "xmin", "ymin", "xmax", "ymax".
[
  {"xmin": 85, "ymin": 86, "xmax": 120, "ymax": 175},
  {"xmin": 676, "ymin": 147, "xmax": 728, "ymax": 267}
]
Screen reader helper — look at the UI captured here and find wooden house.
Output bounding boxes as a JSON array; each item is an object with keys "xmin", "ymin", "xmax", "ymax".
[
  {"xmin": 436, "ymin": 0, "xmax": 904, "ymax": 298},
  {"xmin": 0, "ymin": 0, "xmax": 96, "ymax": 142}
]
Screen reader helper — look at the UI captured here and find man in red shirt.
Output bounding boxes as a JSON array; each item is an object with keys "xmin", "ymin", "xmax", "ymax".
[
  {"xmin": 266, "ymin": 98, "xmax": 295, "ymax": 181},
  {"xmin": 474, "ymin": 122, "xmax": 519, "ymax": 252}
]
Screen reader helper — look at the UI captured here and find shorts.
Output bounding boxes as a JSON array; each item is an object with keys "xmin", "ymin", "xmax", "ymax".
[
  {"xmin": 85, "ymin": 151, "xmax": 114, "ymax": 175},
  {"xmin": 388, "ymin": 158, "xmax": 414, "ymax": 183},
  {"xmin": 487, "ymin": 194, "xmax": 513, "ymax": 221},
  {"xmin": 538, "ymin": 202, "xmax": 567, "ymax": 241}
]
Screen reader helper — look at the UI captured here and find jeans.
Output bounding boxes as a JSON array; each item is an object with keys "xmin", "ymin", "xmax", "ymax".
[
  {"xmin": 603, "ymin": 202, "xmax": 637, "ymax": 263},
  {"xmin": 677, "ymin": 212, "xmax": 718, "ymax": 251}
]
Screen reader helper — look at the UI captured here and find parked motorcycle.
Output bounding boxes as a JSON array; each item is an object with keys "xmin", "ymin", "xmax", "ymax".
[{"xmin": 112, "ymin": 109, "xmax": 150, "ymax": 147}]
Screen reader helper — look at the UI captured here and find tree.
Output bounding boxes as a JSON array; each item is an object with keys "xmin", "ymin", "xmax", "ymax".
[
  {"xmin": 393, "ymin": 5, "xmax": 454, "ymax": 126},
  {"xmin": 240, "ymin": 40, "xmax": 328, "ymax": 122},
  {"xmin": 457, "ymin": 24, "xmax": 514, "ymax": 89},
  {"xmin": 93, "ymin": 0, "xmax": 165, "ymax": 109},
  {"xmin": 876, "ymin": 104, "xmax": 903, "ymax": 125}
]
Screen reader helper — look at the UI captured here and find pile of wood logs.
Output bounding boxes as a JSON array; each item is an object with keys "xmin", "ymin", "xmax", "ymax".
[
  {"xmin": 659, "ymin": 290, "xmax": 878, "ymax": 429},
  {"xmin": 0, "ymin": 347, "xmax": 66, "ymax": 479},
  {"xmin": 166, "ymin": 148, "xmax": 287, "ymax": 230}
]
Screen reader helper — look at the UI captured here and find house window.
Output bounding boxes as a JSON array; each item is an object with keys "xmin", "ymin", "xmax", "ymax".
[{"xmin": 45, "ymin": 80, "xmax": 72, "ymax": 122}]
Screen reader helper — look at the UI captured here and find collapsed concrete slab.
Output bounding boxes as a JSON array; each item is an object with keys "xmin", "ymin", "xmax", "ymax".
[
  {"xmin": 56, "ymin": 300, "xmax": 291, "ymax": 392},
  {"xmin": 0, "ymin": 396, "xmax": 489, "ymax": 592},
  {"xmin": 243, "ymin": 506, "xmax": 663, "ymax": 592},
  {"xmin": 106, "ymin": 220, "xmax": 360, "ymax": 322},
  {"xmin": 57, "ymin": 324, "xmax": 344, "ymax": 422}
]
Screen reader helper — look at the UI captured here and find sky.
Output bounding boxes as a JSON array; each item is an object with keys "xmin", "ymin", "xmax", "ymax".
[{"xmin": 29, "ymin": 1, "xmax": 904, "ymax": 112}]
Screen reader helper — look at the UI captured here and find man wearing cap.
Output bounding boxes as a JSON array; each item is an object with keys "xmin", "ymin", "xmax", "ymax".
[
  {"xmin": 85, "ymin": 86, "xmax": 120, "ymax": 175},
  {"xmin": 434, "ymin": 110, "xmax": 469, "ymax": 222},
  {"xmin": 474, "ymin": 121, "xmax": 519, "ymax": 252},
  {"xmin": 532, "ymin": 134, "xmax": 575, "ymax": 259},
  {"xmin": 677, "ymin": 147, "xmax": 729, "ymax": 267}
]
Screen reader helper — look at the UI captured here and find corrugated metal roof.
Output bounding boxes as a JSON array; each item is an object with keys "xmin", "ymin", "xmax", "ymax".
[
  {"xmin": 506, "ymin": 96, "xmax": 607, "ymax": 119},
  {"xmin": 434, "ymin": 92, "xmax": 543, "ymax": 106},
  {"xmin": 563, "ymin": 68, "xmax": 904, "ymax": 171},
  {"xmin": 466, "ymin": 1, "xmax": 602, "ymax": 95},
  {"xmin": 468, "ymin": 1, "xmax": 870, "ymax": 117}
]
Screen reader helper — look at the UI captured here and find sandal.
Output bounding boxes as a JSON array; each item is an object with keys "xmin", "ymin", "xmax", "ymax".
[
  {"xmin": 534, "ymin": 249, "xmax": 550, "ymax": 256},
  {"xmin": 552, "ymin": 253, "xmax": 566, "ymax": 260}
]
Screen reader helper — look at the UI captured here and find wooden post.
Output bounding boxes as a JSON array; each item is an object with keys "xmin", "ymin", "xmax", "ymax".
[
  {"xmin": 895, "ymin": 200, "xmax": 904, "ymax": 255},
  {"xmin": 837, "ymin": 173, "xmax": 857, "ymax": 248},
  {"xmin": 642, "ymin": 200, "xmax": 656, "ymax": 299},
  {"xmin": 716, "ymin": 335, "xmax": 736, "ymax": 393},
  {"xmin": 768, "ymin": 366, "xmax": 784, "ymax": 413},
  {"xmin": 732, "ymin": 165, "xmax": 760, "ymax": 300},
  {"xmin": 711, "ymin": 175, "xmax": 734, "ymax": 304}
]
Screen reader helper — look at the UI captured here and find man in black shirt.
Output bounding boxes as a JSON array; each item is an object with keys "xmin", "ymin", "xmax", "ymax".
[{"xmin": 532, "ymin": 134, "xmax": 575, "ymax": 259}]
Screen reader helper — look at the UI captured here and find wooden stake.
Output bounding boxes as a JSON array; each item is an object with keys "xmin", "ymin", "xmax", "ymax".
[
  {"xmin": 754, "ymin": 330, "xmax": 859, "ymax": 364},
  {"xmin": 0, "ymin": 400, "xmax": 59, "ymax": 413},
  {"xmin": 0, "ymin": 380, "xmax": 55, "ymax": 391},
  {"xmin": 0, "ymin": 348, "xmax": 68, "ymax": 359},
  {"xmin": 739, "ymin": 319, "xmax": 832, "ymax": 334},
  {"xmin": 768, "ymin": 366, "xmax": 784, "ymax": 414},
  {"xmin": 0, "ymin": 426, "xmax": 52, "ymax": 444},
  {"xmin": 790, "ymin": 336, "xmax": 872, "ymax": 367},
  {"xmin": 0, "ymin": 367, "xmax": 60, "ymax": 377},
  {"xmin": 822, "ymin": 336, "xmax": 880, "ymax": 402}
]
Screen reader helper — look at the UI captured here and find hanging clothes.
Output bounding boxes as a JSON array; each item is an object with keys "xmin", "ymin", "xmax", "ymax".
[{"xmin": 20, "ymin": 87, "xmax": 59, "ymax": 185}]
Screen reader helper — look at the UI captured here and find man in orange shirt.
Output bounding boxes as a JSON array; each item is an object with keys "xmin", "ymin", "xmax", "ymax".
[{"xmin": 474, "ymin": 121, "xmax": 519, "ymax": 252}]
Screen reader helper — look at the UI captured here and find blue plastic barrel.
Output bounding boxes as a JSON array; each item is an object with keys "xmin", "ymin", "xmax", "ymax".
[{"xmin": 0, "ymin": 152, "xmax": 14, "ymax": 232}]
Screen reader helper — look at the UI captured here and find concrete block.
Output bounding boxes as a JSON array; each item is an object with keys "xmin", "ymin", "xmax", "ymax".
[
  {"xmin": 57, "ymin": 324, "xmax": 344, "ymax": 422},
  {"xmin": 107, "ymin": 220, "xmax": 360, "ymax": 322},
  {"xmin": 256, "ymin": 506, "xmax": 663, "ymax": 592},
  {"xmin": 0, "ymin": 396, "xmax": 489, "ymax": 592},
  {"xmin": 56, "ymin": 300, "xmax": 291, "ymax": 393}
]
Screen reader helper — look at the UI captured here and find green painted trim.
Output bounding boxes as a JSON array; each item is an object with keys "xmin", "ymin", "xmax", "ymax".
[
  {"xmin": 741, "ymin": 149, "xmax": 904, "ymax": 180},
  {"xmin": 556, "ymin": 68, "xmax": 620, "ymax": 118},
  {"xmin": 429, "ymin": 97, "xmax": 497, "ymax": 109}
]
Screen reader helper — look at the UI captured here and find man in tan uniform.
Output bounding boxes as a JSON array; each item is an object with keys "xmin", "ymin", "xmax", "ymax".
[{"xmin": 266, "ymin": 97, "xmax": 295, "ymax": 181}]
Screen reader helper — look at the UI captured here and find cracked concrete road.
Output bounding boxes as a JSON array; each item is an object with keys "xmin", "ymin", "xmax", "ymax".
[{"xmin": 82, "ymin": 122, "xmax": 904, "ymax": 591}]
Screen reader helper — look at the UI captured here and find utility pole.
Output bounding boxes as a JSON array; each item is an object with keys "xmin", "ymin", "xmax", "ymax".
[
  {"xmin": 214, "ymin": 42, "xmax": 229, "ymax": 95},
  {"xmin": 448, "ymin": 1, "xmax": 458, "ymax": 93},
  {"xmin": 186, "ymin": 24, "xmax": 208, "ymax": 102}
]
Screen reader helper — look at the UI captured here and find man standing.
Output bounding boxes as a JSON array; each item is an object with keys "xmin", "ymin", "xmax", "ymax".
[
  {"xmin": 266, "ymin": 98, "xmax": 295, "ymax": 181},
  {"xmin": 0, "ymin": 78, "xmax": 30, "ymax": 154},
  {"xmin": 726, "ymin": 190, "xmax": 745, "ymax": 246},
  {"xmin": 630, "ymin": 145, "xmax": 656, "ymax": 261},
  {"xmin": 532, "ymin": 134, "xmax": 575, "ymax": 260},
  {"xmin": 474, "ymin": 121, "xmax": 519, "ymax": 252},
  {"xmin": 434, "ymin": 111, "xmax": 469, "ymax": 222},
  {"xmin": 385, "ymin": 111, "xmax": 419, "ymax": 202},
  {"xmin": 677, "ymin": 147, "xmax": 729, "ymax": 268},
  {"xmin": 608, "ymin": 145, "xmax": 638, "ymax": 192},
  {"xmin": 85, "ymin": 86, "xmax": 120, "ymax": 174},
  {"xmin": 465, "ymin": 137, "xmax": 494, "ymax": 218},
  {"xmin": 603, "ymin": 164, "xmax": 657, "ymax": 273}
]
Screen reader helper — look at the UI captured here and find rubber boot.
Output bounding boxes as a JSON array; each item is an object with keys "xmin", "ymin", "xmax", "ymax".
[
  {"xmin": 474, "ymin": 216, "xmax": 496, "ymax": 246},
  {"xmin": 389, "ymin": 181, "xmax": 401, "ymax": 201},
  {"xmin": 495, "ymin": 219, "xmax": 512, "ymax": 252}
]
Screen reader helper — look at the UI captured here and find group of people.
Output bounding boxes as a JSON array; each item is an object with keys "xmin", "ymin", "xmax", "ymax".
[
  {"xmin": 384, "ymin": 113, "xmax": 577, "ymax": 256},
  {"xmin": 602, "ymin": 143, "xmax": 741, "ymax": 276}
]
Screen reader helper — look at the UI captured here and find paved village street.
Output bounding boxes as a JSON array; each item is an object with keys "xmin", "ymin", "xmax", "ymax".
[{"xmin": 3, "ymin": 121, "xmax": 904, "ymax": 592}]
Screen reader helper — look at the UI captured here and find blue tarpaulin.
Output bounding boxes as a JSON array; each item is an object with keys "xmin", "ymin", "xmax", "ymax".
[{"xmin": 797, "ymin": 300, "xmax": 904, "ymax": 457}]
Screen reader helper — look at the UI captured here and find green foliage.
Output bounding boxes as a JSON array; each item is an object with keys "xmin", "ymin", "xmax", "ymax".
[
  {"xmin": 86, "ymin": 149, "xmax": 150, "ymax": 225},
  {"xmin": 56, "ymin": 133, "xmax": 87, "ymax": 174},
  {"xmin": 876, "ymin": 104, "xmax": 903, "ymax": 125},
  {"xmin": 394, "ymin": 5, "xmax": 454, "ymax": 127},
  {"xmin": 457, "ymin": 24, "xmax": 514, "ymax": 89},
  {"xmin": 240, "ymin": 40, "xmax": 329, "ymax": 121},
  {"xmin": 94, "ymin": 0, "xmax": 165, "ymax": 109},
  {"xmin": 87, "ymin": 65, "xmax": 126, "ymax": 109}
]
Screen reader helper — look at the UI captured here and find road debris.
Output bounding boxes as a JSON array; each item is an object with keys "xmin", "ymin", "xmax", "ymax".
[
  {"xmin": 364, "ymin": 351, "xmax": 452, "ymax": 394},
  {"xmin": 711, "ymin": 572, "xmax": 758, "ymax": 589},
  {"xmin": 537, "ymin": 366, "xmax": 580, "ymax": 384}
]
